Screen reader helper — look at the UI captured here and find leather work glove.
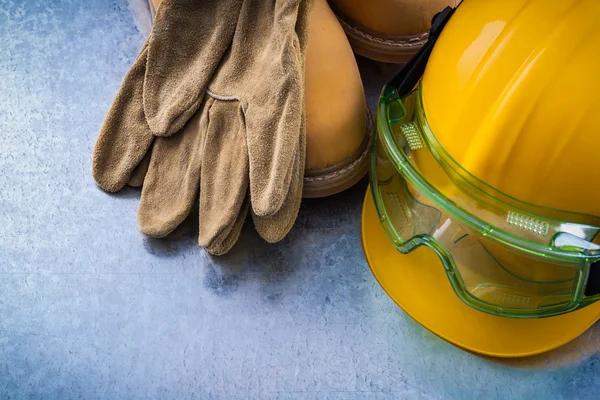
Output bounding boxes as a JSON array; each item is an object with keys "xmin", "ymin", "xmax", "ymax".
[{"xmin": 92, "ymin": 0, "xmax": 313, "ymax": 255}]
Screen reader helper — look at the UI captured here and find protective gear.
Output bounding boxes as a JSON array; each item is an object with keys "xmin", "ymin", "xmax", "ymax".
[
  {"xmin": 148, "ymin": 0, "xmax": 372, "ymax": 199},
  {"xmin": 362, "ymin": 193, "xmax": 600, "ymax": 358},
  {"xmin": 93, "ymin": 0, "xmax": 313, "ymax": 255},
  {"xmin": 329, "ymin": 0, "xmax": 458, "ymax": 63},
  {"xmin": 364, "ymin": 0, "xmax": 600, "ymax": 354}
]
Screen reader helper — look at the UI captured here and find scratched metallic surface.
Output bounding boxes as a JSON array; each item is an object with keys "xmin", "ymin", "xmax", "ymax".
[{"xmin": 1, "ymin": 1, "xmax": 600, "ymax": 399}]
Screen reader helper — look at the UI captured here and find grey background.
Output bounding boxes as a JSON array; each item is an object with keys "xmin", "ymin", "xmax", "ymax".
[{"xmin": 1, "ymin": 1, "xmax": 599, "ymax": 399}]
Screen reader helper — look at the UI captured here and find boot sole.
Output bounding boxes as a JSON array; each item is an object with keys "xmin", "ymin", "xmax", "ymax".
[
  {"xmin": 331, "ymin": 8, "xmax": 428, "ymax": 64},
  {"xmin": 302, "ymin": 107, "xmax": 373, "ymax": 198}
]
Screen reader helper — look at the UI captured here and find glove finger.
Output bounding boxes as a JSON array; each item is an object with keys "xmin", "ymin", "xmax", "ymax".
[
  {"xmin": 137, "ymin": 99, "xmax": 208, "ymax": 238},
  {"xmin": 205, "ymin": 198, "xmax": 249, "ymax": 256},
  {"xmin": 144, "ymin": 0, "xmax": 243, "ymax": 137},
  {"xmin": 198, "ymin": 98, "xmax": 249, "ymax": 251},
  {"xmin": 245, "ymin": 1, "xmax": 313, "ymax": 216},
  {"xmin": 246, "ymin": 86, "xmax": 301, "ymax": 217},
  {"xmin": 92, "ymin": 42, "xmax": 154, "ymax": 192},
  {"xmin": 252, "ymin": 116, "xmax": 305, "ymax": 243}
]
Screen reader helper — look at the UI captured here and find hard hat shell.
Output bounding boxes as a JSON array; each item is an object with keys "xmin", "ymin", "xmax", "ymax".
[{"xmin": 422, "ymin": 0, "xmax": 600, "ymax": 216}]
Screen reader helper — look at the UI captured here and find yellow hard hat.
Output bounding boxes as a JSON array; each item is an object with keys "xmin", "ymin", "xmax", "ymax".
[{"xmin": 364, "ymin": 0, "xmax": 600, "ymax": 357}]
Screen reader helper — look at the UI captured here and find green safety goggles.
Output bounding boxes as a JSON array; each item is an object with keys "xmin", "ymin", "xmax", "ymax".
[{"xmin": 371, "ymin": 82, "xmax": 600, "ymax": 318}]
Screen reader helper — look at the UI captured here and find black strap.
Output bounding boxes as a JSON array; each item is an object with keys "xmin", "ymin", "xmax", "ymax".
[
  {"xmin": 585, "ymin": 261, "xmax": 600, "ymax": 296},
  {"xmin": 388, "ymin": 6, "xmax": 457, "ymax": 97}
]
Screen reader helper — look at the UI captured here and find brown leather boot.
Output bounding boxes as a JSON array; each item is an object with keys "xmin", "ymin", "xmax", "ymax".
[
  {"xmin": 303, "ymin": 0, "xmax": 370, "ymax": 198},
  {"xmin": 329, "ymin": 0, "xmax": 459, "ymax": 63},
  {"xmin": 148, "ymin": 0, "xmax": 371, "ymax": 198}
]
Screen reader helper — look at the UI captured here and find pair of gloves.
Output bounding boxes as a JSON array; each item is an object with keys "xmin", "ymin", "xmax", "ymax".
[{"xmin": 92, "ymin": 0, "xmax": 314, "ymax": 255}]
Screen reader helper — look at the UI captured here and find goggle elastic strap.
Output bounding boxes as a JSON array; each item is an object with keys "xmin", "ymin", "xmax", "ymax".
[
  {"xmin": 386, "ymin": 2, "xmax": 600, "ymax": 300},
  {"xmin": 388, "ymin": 5, "xmax": 457, "ymax": 96},
  {"xmin": 586, "ymin": 266, "xmax": 600, "ymax": 296}
]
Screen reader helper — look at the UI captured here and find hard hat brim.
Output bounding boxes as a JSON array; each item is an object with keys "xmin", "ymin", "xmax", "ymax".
[{"xmin": 361, "ymin": 188, "xmax": 600, "ymax": 358}]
